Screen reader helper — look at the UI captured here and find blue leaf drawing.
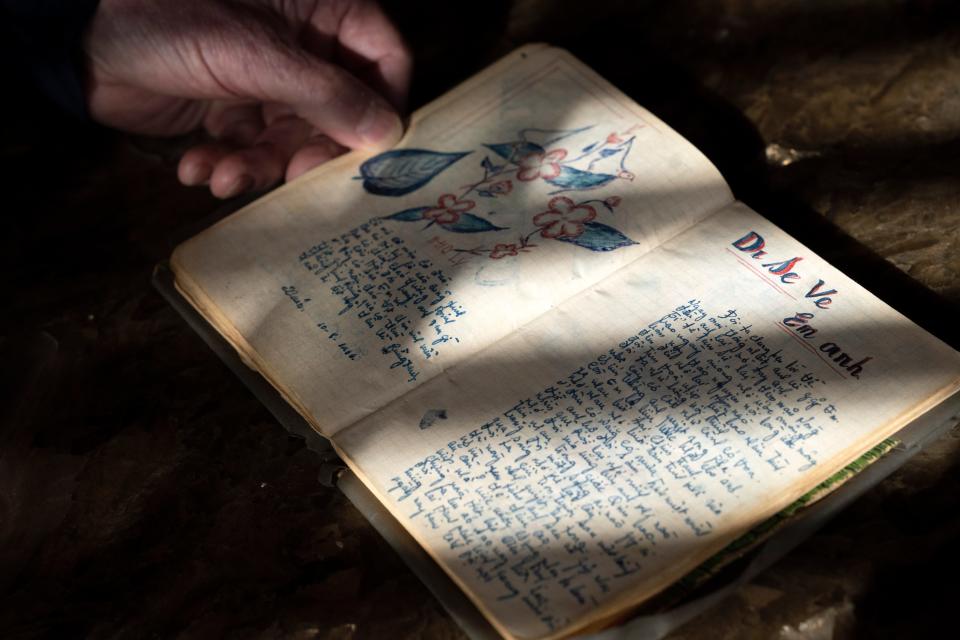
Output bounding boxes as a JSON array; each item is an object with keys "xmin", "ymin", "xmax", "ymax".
[
  {"xmin": 477, "ymin": 190, "xmax": 495, "ymax": 198},
  {"xmin": 484, "ymin": 141, "xmax": 543, "ymax": 163},
  {"xmin": 481, "ymin": 156, "xmax": 503, "ymax": 173},
  {"xmin": 383, "ymin": 206, "xmax": 430, "ymax": 221},
  {"xmin": 559, "ymin": 222, "xmax": 636, "ymax": 252},
  {"xmin": 545, "ymin": 166, "xmax": 616, "ymax": 192},
  {"xmin": 581, "ymin": 142, "xmax": 598, "ymax": 152},
  {"xmin": 443, "ymin": 213, "xmax": 506, "ymax": 233},
  {"xmin": 359, "ymin": 149, "xmax": 471, "ymax": 196},
  {"xmin": 599, "ymin": 148, "xmax": 620, "ymax": 157}
]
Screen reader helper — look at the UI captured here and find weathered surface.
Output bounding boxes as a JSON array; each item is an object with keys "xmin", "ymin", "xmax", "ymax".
[{"xmin": 2, "ymin": 1, "xmax": 958, "ymax": 638}]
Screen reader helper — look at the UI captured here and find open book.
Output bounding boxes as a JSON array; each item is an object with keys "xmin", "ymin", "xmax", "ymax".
[{"xmin": 170, "ymin": 45, "xmax": 960, "ymax": 639}]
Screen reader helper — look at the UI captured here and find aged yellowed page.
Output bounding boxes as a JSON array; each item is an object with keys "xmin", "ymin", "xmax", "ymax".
[
  {"xmin": 334, "ymin": 202, "xmax": 960, "ymax": 640},
  {"xmin": 171, "ymin": 45, "xmax": 733, "ymax": 437}
]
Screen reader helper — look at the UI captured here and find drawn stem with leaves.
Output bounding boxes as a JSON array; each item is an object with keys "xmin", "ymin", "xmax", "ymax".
[{"xmin": 359, "ymin": 125, "xmax": 642, "ymax": 254}]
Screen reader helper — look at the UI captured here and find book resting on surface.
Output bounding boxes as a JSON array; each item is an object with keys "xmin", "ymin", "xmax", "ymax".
[{"xmin": 169, "ymin": 44, "xmax": 960, "ymax": 640}]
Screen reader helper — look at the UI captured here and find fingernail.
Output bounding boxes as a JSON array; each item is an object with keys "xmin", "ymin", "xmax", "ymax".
[
  {"xmin": 181, "ymin": 161, "xmax": 211, "ymax": 186},
  {"xmin": 356, "ymin": 100, "xmax": 403, "ymax": 150},
  {"xmin": 223, "ymin": 174, "xmax": 253, "ymax": 198}
]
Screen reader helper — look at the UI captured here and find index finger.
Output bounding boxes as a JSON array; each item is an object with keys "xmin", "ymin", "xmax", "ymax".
[{"xmin": 320, "ymin": 0, "xmax": 413, "ymax": 110}]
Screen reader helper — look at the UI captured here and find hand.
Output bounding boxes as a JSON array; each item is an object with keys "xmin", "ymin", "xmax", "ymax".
[{"xmin": 84, "ymin": 0, "xmax": 411, "ymax": 198}]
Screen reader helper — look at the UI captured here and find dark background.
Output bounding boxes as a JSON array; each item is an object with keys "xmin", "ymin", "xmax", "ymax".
[{"xmin": 3, "ymin": 1, "xmax": 960, "ymax": 638}]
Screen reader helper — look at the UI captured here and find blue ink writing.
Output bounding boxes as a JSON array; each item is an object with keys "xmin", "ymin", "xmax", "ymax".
[
  {"xmin": 299, "ymin": 219, "xmax": 467, "ymax": 382},
  {"xmin": 389, "ymin": 300, "xmax": 839, "ymax": 633}
]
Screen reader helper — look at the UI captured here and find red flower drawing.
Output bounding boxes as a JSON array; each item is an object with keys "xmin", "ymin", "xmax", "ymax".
[
  {"xmin": 532, "ymin": 196, "xmax": 597, "ymax": 239},
  {"xmin": 489, "ymin": 243, "xmax": 519, "ymax": 259},
  {"xmin": 517, "ymin": 148, "xmax": 567, "ymax": 181},
  {"xmin": 423, "ymin": 193, "xmax": 475, "ymax": 224},
  {"xmin": 488, "ymin": 179, "xmax": 513, "ymax": 195},
  {"xmin": 604, "ymin": 196, "xmax": 622, "ymax": 208}
]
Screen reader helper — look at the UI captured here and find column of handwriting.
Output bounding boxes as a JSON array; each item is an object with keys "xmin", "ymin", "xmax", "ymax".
[
  {"xmin": 298, "ymin": 219, "xmax": 467, "ymax": 382},
  {"xmin": 386, "ymin": 299, "xmax": 840, "ymax": 634}
]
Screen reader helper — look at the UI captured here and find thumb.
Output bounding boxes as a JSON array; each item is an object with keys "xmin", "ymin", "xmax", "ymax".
[{"xmin": 251, "ymin": 47, "xmax": 404, "ymax": 152}]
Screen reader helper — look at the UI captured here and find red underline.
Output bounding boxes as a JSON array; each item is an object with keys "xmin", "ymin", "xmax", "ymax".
[
  {"xmin": 725, "ymin": 248, "xmax": 798, "ymax": 301},
  {"xmin": 775, "ymin": 322, "xmax": 847, "ymax": 380}
]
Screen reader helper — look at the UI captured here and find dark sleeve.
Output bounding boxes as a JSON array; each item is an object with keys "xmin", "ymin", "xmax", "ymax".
[{"xmin": 0, "ymin": 0, "xmax": 101, "ymax": 120}]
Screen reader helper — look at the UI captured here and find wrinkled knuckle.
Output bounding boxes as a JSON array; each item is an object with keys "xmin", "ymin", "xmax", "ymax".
[
  {"xmin": 210, "ymin": 10, "xmax": 299, "ymax": 94},
  {"xmin": 298, "ymin": 63, "xmax": 343, "ymax": 107}
]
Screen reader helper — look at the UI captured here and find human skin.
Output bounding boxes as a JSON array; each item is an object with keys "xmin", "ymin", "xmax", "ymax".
[{"xmin": 84, "ymin": 0, "xmax": 412, "ymax": 198}]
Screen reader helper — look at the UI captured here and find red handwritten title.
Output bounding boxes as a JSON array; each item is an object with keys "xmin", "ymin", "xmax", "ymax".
[
  {"xmin": 732, "ymin": 231, "xmax": 837, "ymax": 309},
  {"xmin": 732, "ymin": 231, "xmax": 872, "ymax": 379}
]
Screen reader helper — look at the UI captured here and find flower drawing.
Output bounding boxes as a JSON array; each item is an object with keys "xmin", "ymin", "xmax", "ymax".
[
  {"xmin": 423, "ymin": 193, "xmax": 475, "ymax": 225},
  {"xmin": 489, "ymin": 243, "xmax": 520, "ymax": 259},
  {"xmin": 379, "ymin": 125, "xmax": 638, "ymax": 249},
  {"xmin": 517, "ymin": 149, "xmax": 567, "ymax": 181},
  {"xmin": 532, "ymin": 196, "xmax": 597, "ymax": 239}
]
